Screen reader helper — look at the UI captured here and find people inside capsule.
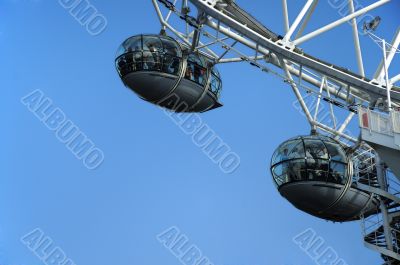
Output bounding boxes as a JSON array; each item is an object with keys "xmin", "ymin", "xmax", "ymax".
[
  {"xmin": 115, "ymin": 34, "xmax": 223, "ymax": 112},
  {"xmin": 270, "ymin": 134, "xmax": 381, "ymax": 222},
  {"xmin": 271, "ymin": 134, "xmax": 348, "ymax": 186}
]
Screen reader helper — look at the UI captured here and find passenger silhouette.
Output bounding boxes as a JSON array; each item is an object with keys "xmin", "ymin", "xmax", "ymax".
[
  {"xmin": 143, "ymin": 44, "xmax": 155, "ymax": 70},
  {"xmin": 185, "ymin": 65, "xmax": 194, "ymax": 81}
]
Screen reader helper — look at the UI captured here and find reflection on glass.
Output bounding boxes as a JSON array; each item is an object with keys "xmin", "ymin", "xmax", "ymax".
[
  {"xmin": 329, "ymin": 162, "xmax": 346, "ymax": 184},
  {"xmin": 116, "ymin": 35, "xmax": 222, "ymax": 100},
  {"xmin": 210, "ymin": 72, "xmax": 222, "ymax": 97},
  {"xmin": 325, "ymin": 141, "xmax": 346, "ymax": 162},
  {"xmin": 185, "ymin": 59, "xmax": 207, "ymax": 86},
  {"xmin": 162, "ymin": 39, "xmax": 182, "ymax": 57},
  {"xmin": 271, "ymin": 135, "xmax": 349, "ymax": 187}
]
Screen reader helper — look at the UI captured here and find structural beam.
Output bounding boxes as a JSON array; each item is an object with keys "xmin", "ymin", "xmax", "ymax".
[
  {"xmin": 282, "ymin": 0, "xmax": 290, "ymax": 33},
  {"xmin": 205, "ymin": 19, "xmax": 354, "ymax": 102},
  {"xmin": 374, "ymin": 27, "xmax": 400, "ymax": 81},
  {"xmin": 348, "ymin": 0, "xmax": 365, "ymax": 77},
  {"xmin": 279, "ymin": 57, "xmax": 314, "ymax": 127},
  {"xmin": 293, "ymin": 0, "xmax": 390, "ymax": 45},
  {"xmin": 383, "ymin": 39, "xmax": 393, "ymax": 110},
  {"xmin": 283, "ymin": 0, "xmax": 315, "ymax": 43},
  {"xmin": 294, "ymin": 0, "xmax": 319, "ymax": 39},
  {"xmin": 391, "ymin": 73, "xmax": 400, "ymax": 84}
]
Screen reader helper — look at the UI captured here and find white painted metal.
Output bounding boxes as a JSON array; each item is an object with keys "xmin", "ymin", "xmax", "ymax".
[
  {"xmin": 383, "ymin": 39, "xmax": 393, "ymax": 110},
  {"xmin": 294, "ymin": 0, "xmax": 319, "ymax": 39},
  {"xmin": 374, "ymin": 27, "xmax": 400, "ymax": 82},
  {"xmin": 190, "ymin": 0, "xmax": 400, "ymax": 107},
  {"xmin": 282, "ymin": 0, "xmax": 289, "ymax": 33},
  {"xmin": 314, "ymin": 76, "xmax": 325, "ymax": 121},
  {"xmin": 391, "ymin": 73, "xmax": 400, "ymax": 84},
  {"xmin": 348, "ymin": 0, "xmax": 365, "ymax": 77},
  {"xmin": 279, "ymin": 57, "xmax": 314, "ymax": 125},
  {"xmin": 293, "ymin": 0, "xmax": 390, "ymax": 45},
  {"xmin": 283, "ymin": 0, "xmax": 315, "ymax": 43},
  {"xmin": 149, "ymin": 1, "xmax": 400, "ymax": 262}
]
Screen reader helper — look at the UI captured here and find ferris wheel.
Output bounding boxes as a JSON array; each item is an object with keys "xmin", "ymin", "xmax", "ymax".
[{"xmin": 114, "ymin": 0, "xmax": 400, "ymax": 263}]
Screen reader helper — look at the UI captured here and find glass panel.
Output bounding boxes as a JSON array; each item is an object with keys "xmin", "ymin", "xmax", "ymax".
[
  {"xmin": 141, "ymin": 37, "xmax": 162, "ymax": 71},
  {"xmin": 271, "ymin": 140, "xmax": 305, "ymax": 166},
  {"xmin": 116, "ymin": 52, "xmax": 144, "ymax": 76},
  {"xmin": 188, "ymin": 53, "xmax": 205, "ymax": 67},
  {"xmin": 210, "ymin": 73, "xmax": 221, "ymax": 97},
  {"xmin": 117, "ymin": 36, "xmax": 142, "ymax": 57},
  {"xmin": 306, "ymin": 159, "xmax": 329, "ymax": 181},
  {"xmin": 304, "ymin": 139, "xmax": 329, "ymax": 160},
  {"xmin": 212, "ymin": 68, "xmax": 220, "ymax": 79},
  {"xmin": 194, "ymin": 65, "xmax": 207, "ymax": 86},
  {"xmin": 143, "ymin": 36, "xmax": 163, "ymax": 52},
  {"xmin": 185, "ymin": 62, "xmax": 195, "ymax": 82},
  {"xmin": 142, "ymin": 53, "xmax": 161, "ymax": 71},
  {"xmin": 286, "ymin": 160, "xmax": 308, "ymax": 181},
  {"xmin": 185, "ymin": 61, "xmax": 207, "ymax": 86},
  {"xmin": 324, "ymin": 141, "xmax": 347, "ymax": 163},
  {"xmin": 272, "ymin": 163, "xmax": 288, "ymax": 186},
  {"xmin": 162, "ymin": 55, "xmax": 181, "ymax": 75},
  {"xmin": 287, "ymin": 140, "xmax": 305, "ymax": 159},
  {"xmin": 272, "ymin": 141, "xmax": 293, "ymax": 165},
  {"xmin": 329, "ymin": 162, "xmax": 347, "ymax": 184},
  {"xmin": 162, "ymin": 38, "xmax": 182, "ymax": 57}
]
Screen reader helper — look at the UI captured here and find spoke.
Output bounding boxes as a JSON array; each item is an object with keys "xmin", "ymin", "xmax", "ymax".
[
  {"xmin": 391, "ymin": 73, "xmax": 400, "ymax": 84},
  {"xmin": 283, "ymin": 0, "xmax": 315, "ymax": 43},
  {"xmin": 314, "ymin": 76, "xmax": 326, "ymax": 121},
  {"xmin": 279, "ymin": 57, "xmax": 314, "ymax": 127},
  {"xmin": 152, "ymin": 0, "xmax": 167, "ymax": 29},
  {"xmin": 383, "ymin": 39, "xmax": 393, "ymax": 110},
  {"xmin": 348, "ymin": 0, "xmax": 365, "ymax": 77},
  {"xmin": 294, "ymin": 0, "xmax": 319, "ymax": 39},
  {"xmin": 293, "ymin": 0, "xmax": 390, "ymax": 45},
  {"xmin": 336, "ymin": 112, "xmax": 355, "ymax": 139},
  {"xmin": 374, "ymin": 27, "xmax": 400, "ymax": 82},
  {"xmin": 282, "ymin": 0, "xmax": 290, "ymax": 33}
]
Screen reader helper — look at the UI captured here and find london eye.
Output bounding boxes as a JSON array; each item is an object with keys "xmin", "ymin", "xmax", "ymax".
[{"xmin": 115, "ymin": 0, "xmax": 400, "ymax": 263}]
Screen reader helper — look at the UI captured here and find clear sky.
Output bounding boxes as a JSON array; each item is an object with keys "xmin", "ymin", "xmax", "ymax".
[{"xmin": 2, "ymin": 1, "xmax": 400, "ymax": 265}]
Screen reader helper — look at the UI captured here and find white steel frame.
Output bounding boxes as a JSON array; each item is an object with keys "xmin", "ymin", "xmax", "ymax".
[{"xmin": 150, "ymin": 0, "xmax": 400, "ymax": 262}]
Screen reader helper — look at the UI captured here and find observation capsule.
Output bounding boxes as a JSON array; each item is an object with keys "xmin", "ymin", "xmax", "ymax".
[
  {"xmin": 270, "ymin": 135, "xmax": 379, "ymax": 222},
  {"xmin": 115, "ymin": 34, "xmax": 223, "ymax": 112}
]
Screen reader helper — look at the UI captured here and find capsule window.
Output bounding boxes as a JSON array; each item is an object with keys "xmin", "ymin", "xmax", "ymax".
[
  {"xmin": 140, "ymin": 37, "xmax": 161, "ymax": 71},
  {"xmin": 304, "ymin": 139, "xmax": 329, "ymax": 160},
  {"xmin": 270, "ymin": 135, "xmax": 350, "ymax": 188},
  {"xmin": 324, "ymin": 141, "xmax": 347, "ymax": 163},
  {"xmin": 286, "ymin": 160, "xmax": 308, "ymax": 182},
  {"xmin": 185, "ymin": 55, "xmax": 207, "ymax": 86},
  {"xmin": 272, "ymin": 141, "xmax": 294, "ymax": 165},
  {"xmin": 162, "ymin": 56, "xmax": 181, "ymax": 75},
  {"xmin": 210, "ymin": 71, "xmax": 222, "ymax": 97},
  {"xmin": 143, "ymin": 36, "xmax": 163, "ymax": 52},
  {"xmin": 329, "ymin": 162, "xmax": 347, "ymax": 184},
  {"xmin": 272, "ymin": 163, "xmax": 287, "ymax": 186},
  {"xmin": 306, "ymin": 159, "xmax": 329, "ymax": 182},
  {"xmin": 162, "ymin": 39, "xmax": 182, "ymax": 57},
  {"xmin": 117, "ymin": 36, "xmax": 142, "ymax": 57},
  {"xmin": 287, "ymin": 140, "xmax": 305, "ymax": 160},
  {"xmin": 116, "ymin": 51, "xmax": 145, "ymax": 76}
]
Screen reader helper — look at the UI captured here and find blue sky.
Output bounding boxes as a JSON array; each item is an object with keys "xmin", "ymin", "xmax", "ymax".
[{"xmin": 2, "ymin": 1, "xmax": 400, "ymax": 265}]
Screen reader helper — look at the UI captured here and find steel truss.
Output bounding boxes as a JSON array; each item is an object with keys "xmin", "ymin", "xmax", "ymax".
[{"xmin": 151, "ymin": 0, "xmax": 400, "ymax": 263}]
